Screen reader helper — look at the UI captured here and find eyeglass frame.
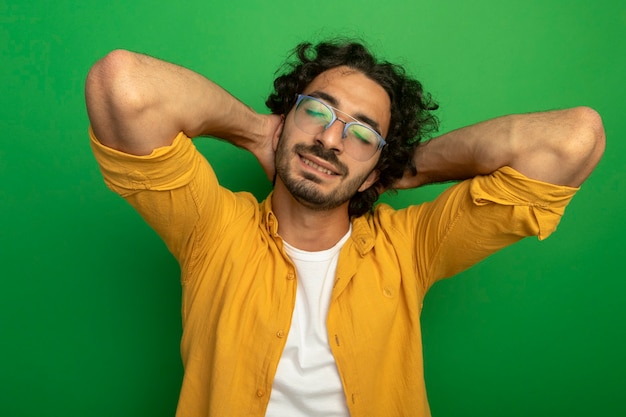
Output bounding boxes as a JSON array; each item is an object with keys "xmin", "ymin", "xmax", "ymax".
[{"xmin": 293, "ymin": 94, "xmax": 387, "ymax": 160}]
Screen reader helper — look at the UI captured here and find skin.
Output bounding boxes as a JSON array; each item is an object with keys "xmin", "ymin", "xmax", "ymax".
[
  {"xmin": 85, "ymin": 49, "xmax": 280, "ymax": 157},
  {"xmin": 85, "ymin": 49, "xmax": 606, "ymax": 253}
]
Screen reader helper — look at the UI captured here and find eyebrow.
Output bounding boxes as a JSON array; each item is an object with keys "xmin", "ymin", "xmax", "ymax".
[{"xmin": 308, "ymin": 91, "xmax": 383, "ymax": 135}]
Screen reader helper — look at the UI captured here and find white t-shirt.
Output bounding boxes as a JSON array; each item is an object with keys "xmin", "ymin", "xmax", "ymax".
[{"xmin": 265, "ymin": 229, "xmax": 352, "ymax": 417}]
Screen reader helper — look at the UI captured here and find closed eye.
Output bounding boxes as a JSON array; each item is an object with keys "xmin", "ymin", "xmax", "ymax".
[
  {"xmin": 350, "ymin": 125, "xmax": 375, "ymax": 144},
  {"xmin": 305, "ymin": 108, "xmax": 328, "ymax": 119}
]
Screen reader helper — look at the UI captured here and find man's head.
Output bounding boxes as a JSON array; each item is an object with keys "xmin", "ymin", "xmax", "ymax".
[
  {"xmin": 273, "ymin": 66, "xmax": 390, "ymax": 213},
  {"xmin": 266, "ymin": 39, "xmax": 439, "ymax": 217}
]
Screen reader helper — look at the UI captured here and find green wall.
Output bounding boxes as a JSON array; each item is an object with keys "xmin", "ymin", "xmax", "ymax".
[{"xmin": 1, "ymin": 0, "xmax": 624, "ymax": 415}]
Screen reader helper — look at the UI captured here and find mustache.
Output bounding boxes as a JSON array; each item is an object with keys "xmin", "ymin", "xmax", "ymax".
[{"xmin": 293, "ymin": 143, "xmax": 348, "ymax": 175}]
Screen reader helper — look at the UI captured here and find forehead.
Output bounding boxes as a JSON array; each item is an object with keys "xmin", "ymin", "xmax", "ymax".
[{"xmin": 301, "ymin": 66, "xmax": 391, "ymax": 135}]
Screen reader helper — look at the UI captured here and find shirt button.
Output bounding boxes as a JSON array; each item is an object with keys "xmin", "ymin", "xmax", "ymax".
[
  {"xmin": 256, "ymin": 389, "xmax": 265, "ymax": 397},
  {"xmin": 276, "ymin": 330, "xmax": 285, "ymax": 338},
  {"xmin": 286, "ymin": 273, "xmax": 295, "ymax": 280},
  {"xmin": 383, "ymin": 286, "xmax": 394, "ymax": 298}
]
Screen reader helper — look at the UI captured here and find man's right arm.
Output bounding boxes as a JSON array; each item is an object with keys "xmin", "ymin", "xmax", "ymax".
[{"xmin": 85, "ymin": 49, "xmax": 280, "ymax": 169}]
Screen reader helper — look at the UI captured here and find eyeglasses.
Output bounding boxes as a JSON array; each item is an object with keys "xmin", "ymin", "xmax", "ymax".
[{"xmin": 293, "ymin": 94, "xmax": 386, "ymax": 161}]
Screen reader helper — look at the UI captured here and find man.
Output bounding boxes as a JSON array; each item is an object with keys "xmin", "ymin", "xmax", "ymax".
[{"xmin": 85, "ymin": 40, "xmax": 605, "ymax": 417}]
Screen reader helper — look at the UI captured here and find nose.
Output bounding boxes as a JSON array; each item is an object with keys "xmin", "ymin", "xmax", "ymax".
[{"xmin": 316, "ymin": 118, "xmax": 347, "ymax": 153}]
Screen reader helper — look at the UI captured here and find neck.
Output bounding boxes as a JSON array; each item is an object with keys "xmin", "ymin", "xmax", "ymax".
[{"xmin": 271, "ymin": 185, "xmax": 351, "ymax": 252}]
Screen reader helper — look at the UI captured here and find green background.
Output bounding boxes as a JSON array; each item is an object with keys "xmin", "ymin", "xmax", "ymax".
[{"xmin": 1, "ymin": 0, "xmax": 624, "ymax": 416}]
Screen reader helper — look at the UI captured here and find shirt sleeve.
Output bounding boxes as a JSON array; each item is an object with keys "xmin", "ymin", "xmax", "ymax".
[
  {"xmin": 89, "ymin": 127, "xmax": 253, "ymax": 270},
  {"xmin": 385, "ymin": 166, "xmax": 579, "ymax": 291}
]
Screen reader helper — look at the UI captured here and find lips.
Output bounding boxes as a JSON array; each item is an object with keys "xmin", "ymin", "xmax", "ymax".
[{"xmin": 299, "ymin": 155, "xmax": 340, "ymax": 176}]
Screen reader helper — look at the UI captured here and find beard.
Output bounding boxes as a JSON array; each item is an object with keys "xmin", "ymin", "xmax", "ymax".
[{"xmin": 274, "ymin": 132, "xmax": 374, "ymax": 212}]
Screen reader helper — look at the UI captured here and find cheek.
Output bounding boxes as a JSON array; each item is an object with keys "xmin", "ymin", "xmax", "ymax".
[
  {"xmin": 276, "ymin": 119, "xmax": 298, "ymax": 144},
  {"xmin": 274, "ymin": 123, "xmax": 292, "ymax": 151}
]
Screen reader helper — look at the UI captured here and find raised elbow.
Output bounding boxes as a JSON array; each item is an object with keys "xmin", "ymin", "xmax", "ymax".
[
  {"xmin": 85, "ymin": 49, "xmax": 145, "ymax": 118},
  {"xmin": 554, "ymin": 106, "xmax": 606, "ymax": 186},
  {"xmin": 570, "ymin": 106, "xmax": 606, "ymax": 166}
]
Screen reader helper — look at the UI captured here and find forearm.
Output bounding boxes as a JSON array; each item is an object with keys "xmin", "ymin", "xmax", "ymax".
[
  {"xmin": 404, "ymin": 107, "xmax": 605, "ymax": 188},
  {"xmin": 85, "ymin": 49, "xmax": 267, "ymax": 155}
]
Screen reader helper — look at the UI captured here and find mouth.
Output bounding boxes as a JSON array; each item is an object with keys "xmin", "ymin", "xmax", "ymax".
[{"xmin": 299, "ymin": 155, "xmax": 340, "ymax": 176}]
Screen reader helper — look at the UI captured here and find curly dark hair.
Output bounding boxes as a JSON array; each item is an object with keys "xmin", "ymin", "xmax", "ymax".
[{"xmin": 266, "ymin": 39, "xmax": 439, "ymax": 217}]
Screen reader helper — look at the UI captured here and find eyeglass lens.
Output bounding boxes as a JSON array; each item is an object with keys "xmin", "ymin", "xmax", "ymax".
[{"xmin": 294, "ymin": 96, "xmax": 382, "ymax": 161}]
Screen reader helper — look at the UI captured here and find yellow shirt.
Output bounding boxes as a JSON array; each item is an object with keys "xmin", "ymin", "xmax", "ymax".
[{"xmin": 90, "ymin": 128, "xmax": 577, "ymax": 417}]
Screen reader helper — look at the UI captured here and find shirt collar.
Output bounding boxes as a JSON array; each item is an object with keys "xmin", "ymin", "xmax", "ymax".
[
  {"xmin": 261, "ymin": 193, "xmax": 279, "ymax": 237},
  {"xmin": 350, "ymin": 214, "xmax": 375, "ymax": 255}
]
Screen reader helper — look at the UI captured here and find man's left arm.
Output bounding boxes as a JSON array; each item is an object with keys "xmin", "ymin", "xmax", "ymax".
[{"xmin": 396, "ymin": 106, "xmax": 605, "ymax": 189}]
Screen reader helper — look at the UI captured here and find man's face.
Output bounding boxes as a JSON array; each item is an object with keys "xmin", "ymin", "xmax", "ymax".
[{"xmin": 274, "ymin": 66, "xmax": 391, "ymax": 211}]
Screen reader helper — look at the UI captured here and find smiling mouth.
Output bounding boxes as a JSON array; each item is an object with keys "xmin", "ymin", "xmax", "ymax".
[{"xmin": 300, "ymin": 156, "xmax": 338, "ymax": 176}]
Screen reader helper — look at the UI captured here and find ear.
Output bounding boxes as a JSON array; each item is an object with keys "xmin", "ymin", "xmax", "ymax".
[
  {"xmin": 272, "ymin": 115, "xmax": 285, "ymax": 151},
  {"xmin": 358, "ymin": 169, "xmax": 380, "ymax": 192}
]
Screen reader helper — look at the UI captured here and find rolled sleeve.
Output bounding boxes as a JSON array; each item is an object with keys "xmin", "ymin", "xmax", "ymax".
[
  {"xmin": 89, "ymin": 127, "xmax": 202, "ymax": 196},
  {"xmin": 470, "ymin": 166, "xmax": 578, "ymax": 240}
]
